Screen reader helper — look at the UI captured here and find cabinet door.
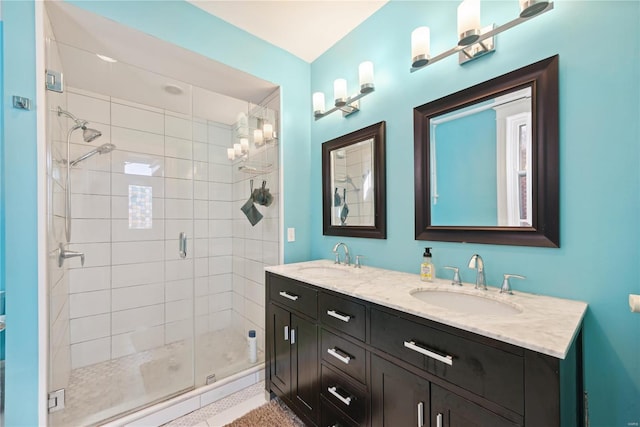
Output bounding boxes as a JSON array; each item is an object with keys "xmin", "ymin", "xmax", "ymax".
[
  {"xmin": 371, "ymin": 355, "xmax": 430, "ymax": 427},
  {"xmin": 291, "ymin": 313, "xmax": 319, "ymax": 423},
  {"xmin": 431, "ymin": 384, "xmax": 522, "ymax": 427},
  {"xmin": 269, "ymin": 303, "xmax": 291, "ymax": 395}
]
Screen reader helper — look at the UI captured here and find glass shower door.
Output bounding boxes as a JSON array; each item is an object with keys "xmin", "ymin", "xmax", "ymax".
[{"xmin": 45, "ymin": 36, "xmax": 196, "ymax": 426}]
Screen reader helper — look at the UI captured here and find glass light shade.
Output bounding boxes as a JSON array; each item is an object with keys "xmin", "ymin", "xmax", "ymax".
[
  {"xmin": 359, "ymin": 61, "xmax": 375, "ymax": 94},
  {"xmin": 233, "ymin": 143, "xmax": 242, "ymax": 156},
  {"xmin": 254, "ymin": 129, "xmax": 264, "ymax": 145},
  {"xmin": 227, "ymin": 148, "xmax": 235, "ymax": 160},
  {"xmin": 313, "ymin": 92, "xmax": 326, "ymax": 114},
  {"xmin": 411, "ymin": 27, "xmax": 431, "ymax": 68},
  {"xmin": 519, "ymin": 0, "xmax": 549, "ymax": 17},
  {"xmin": 240, "ymin": 138, "xmax": 249, "ymax": 153},
  {"xmin": 457, "ymin": 0, "xmax": 481, "ymax": 46},
  {"xmin": 263, "ymin": 123, "xmax": 274, "ymax": 140},
  {"xmin": 334, "ymin": 78, "xmax": 348, "ymax": 107}
]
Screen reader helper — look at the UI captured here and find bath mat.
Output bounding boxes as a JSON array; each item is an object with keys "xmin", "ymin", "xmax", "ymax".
[{"xmin": 223, "ymin": 399, "xmax": 305, "ymax": 427}]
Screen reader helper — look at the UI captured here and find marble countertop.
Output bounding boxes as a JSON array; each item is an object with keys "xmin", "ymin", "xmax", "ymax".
[{"xmin": 265, "ymin": 259, "xmax": 587, "ymax": 359}]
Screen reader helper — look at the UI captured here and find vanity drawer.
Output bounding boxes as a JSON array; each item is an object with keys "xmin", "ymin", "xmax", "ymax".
[
  {"xmin": 370, "ymin": 308, "xmax": 524, "ymax": 414},
  {"xmin": 321, "ymin": 328, "xmax": 366, "ymax": 384},
  {"xmin": 268, "ymin": 274, "xmax": 318, "ymax": 318},
  {"xmin": 321, "ymin": 397, "xmax": 359, "ymax": 427},
  {"xmin": 319, "ymin": 292, "xmax": 366, "ymax": 341},
  {"xmin": 321, "ymin": 364, "xmax": 368, "ymax": 425}
]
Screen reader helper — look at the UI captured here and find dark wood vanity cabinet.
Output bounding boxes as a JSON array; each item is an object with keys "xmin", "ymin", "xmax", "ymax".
[
  {"xmin": 266, "ymin": 272, "xmax": 582, "ymax": 427},
  {"xmin": 267, "ymin": 277, "xmax": 320, "ymax": 426}
]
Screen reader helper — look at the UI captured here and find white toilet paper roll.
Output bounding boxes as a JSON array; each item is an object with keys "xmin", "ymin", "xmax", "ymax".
[{"xmin": 629, "ymin": 294, "xmax": 640, "ymax": 313}]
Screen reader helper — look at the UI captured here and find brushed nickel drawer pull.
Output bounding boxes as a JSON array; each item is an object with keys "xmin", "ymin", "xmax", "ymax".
[
  {"xmin": 418, "ymin": 401, "xmax": 425, "ymax": 427},
  {"xmin": 279, "ymin": 291, "xmax": 299, "ymax": 301},
  {"xmin": 327, "ymin": 347, "xmax": 351, "ymax": 364},
  {"xmin": 404, "ymin": 340, "xmax": 453, "ymax": 366},
  {"xmin": 436, "ymin": 413, "xmax": 443, "ymax": 427},
  {"xmin": 327, "ymin": 386, "xmax": 352, "ymax": 406},
  {"xmin": 327, "ymin": 310, "xmax": 351, "ymax": 322}
]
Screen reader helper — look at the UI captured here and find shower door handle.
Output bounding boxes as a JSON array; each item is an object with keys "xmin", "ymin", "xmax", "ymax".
[{"xmin": 179, "ymin": 232, "xmax": 187, "ymax": 259}]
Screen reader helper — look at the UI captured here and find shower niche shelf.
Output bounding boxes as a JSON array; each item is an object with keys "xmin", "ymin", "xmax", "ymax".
[{"xmin": 238, "ymin": 162, "xmax": 273, "ymax": 175}]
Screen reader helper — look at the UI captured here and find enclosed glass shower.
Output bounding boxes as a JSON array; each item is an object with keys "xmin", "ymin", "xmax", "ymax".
[{"xmin": 44, "ymin": 3, "xmax": 280, "ymax": 425}]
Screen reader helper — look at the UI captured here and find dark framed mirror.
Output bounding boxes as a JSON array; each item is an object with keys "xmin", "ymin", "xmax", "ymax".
[
  {"xmin": 323, "ymin": 121, "xmax": 387, "ymax": 239},
  {"xmin": 414, "ymin": 56, "xmax": 559, "ymax": 247}
]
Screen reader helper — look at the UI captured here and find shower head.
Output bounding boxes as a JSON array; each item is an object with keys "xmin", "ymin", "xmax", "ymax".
[
  {"xmin": 57, "ymin": 106, "xmax": 102, "ymax": 142},
  {"xmin": 83, "ymin": 128, "xmax": 102, "ymax": 142},
  {"xmin": 69, "ymin": 143, "xmax": 116, "ymax": 167}
]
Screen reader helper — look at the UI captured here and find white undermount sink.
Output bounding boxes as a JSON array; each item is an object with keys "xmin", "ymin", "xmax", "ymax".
[{"xmin": 410, "ymin": 289, "xmax": 523, "ymax": 316}]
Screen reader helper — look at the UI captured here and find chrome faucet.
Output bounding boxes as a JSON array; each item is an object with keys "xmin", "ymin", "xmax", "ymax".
[
  {"xmin": 332, "ymin": 242, "xmax": 351, "ymax": 266},
  {"xmin": 58, "ymin": 243, "xmax": 85, "ymax": 268},
  {"xmin": 468, "ymin": 254, "xmax": 487, "ymax": 290}
]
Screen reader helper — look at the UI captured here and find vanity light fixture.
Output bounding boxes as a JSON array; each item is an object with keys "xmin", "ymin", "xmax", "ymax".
[
  {"xmin": 312, "ymin": 61, "xmax": 375, "ymax": 120},
  {"xmin": 228, "ymin": 121, "xmax": 277, "ymax": 161},
  {"xmin": 227, "ymin": 137, "xmax": 250, "ymax": 161},
  {"xmin": 253, "ymin": 118, "xmax": 277, "ymax": 147},
  {"xmin": 411, "ymin": 0, "xmax": 553, "ymax": 71}
]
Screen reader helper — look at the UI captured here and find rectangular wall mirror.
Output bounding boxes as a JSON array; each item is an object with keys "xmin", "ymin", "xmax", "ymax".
[
  {"xmin": 414, "ymin": 56, "xmax": 559, "ymax": 247},
  {"xmin": 323, "ymin": 121, "xmax": 386, "ymax": 239}
]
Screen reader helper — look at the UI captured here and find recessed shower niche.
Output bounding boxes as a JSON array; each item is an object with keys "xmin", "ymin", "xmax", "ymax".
[{"xmin": 44, "ymin": 2, "xmax": 281, "ymax": 425}]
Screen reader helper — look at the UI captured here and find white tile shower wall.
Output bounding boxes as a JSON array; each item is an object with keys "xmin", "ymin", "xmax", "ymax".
[{"xmin": 230, "ymin": 137, "xmax": 279, "ymax": 354}]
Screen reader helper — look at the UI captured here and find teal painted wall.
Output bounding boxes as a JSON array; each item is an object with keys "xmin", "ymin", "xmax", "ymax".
[
  {"xmin": 0, "ymin": 8, "xmax": 5, "ymax": 363},
  {"xmin": 310, "ymin": 1, "xmax": 639, "ymax": 426},
  {"xmin": 2, "ymin": 0, "xmax": 40, "ymax": 425}
]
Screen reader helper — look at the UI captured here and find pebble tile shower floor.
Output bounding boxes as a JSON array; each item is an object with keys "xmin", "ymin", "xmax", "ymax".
[{"xmin": 50, "ymin": 328, "xmax": 262, "ymax": 426}]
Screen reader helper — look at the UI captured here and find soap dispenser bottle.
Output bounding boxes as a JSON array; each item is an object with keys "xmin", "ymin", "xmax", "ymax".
[{"xmin": 420, "ymin": 247, "xmax": 435, "ymax": 282}]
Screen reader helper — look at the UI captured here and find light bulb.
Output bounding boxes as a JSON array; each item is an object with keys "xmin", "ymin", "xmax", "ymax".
[
  {"xmin": 411, "ymin": 27, "xmax": 431, "ymax": 68},
  {"xmin": 313, "ymin": 92, "xmax": 325, "ymax": 116},
  {"xmin": 240, "ymin": 138, "xmax": 249, "ymax": 153},
  {"xmin": 263, "ymin": 123, "xmax": 273, "ymax": 140},
  {"xmin": 227, "ymin": 148, "xmax": 235, "ymax": 160},
  {"xmin": 334, "ymin": 79, "xmax": 348, "ymax": 107},
  {"xmin": 359, "ymin": 61, "xmax": 375, "ymax": 94},
  {"xmin": 254, "ymin": 129, "xmax": 264, "ymax": 146},
  {"xmin": 457, "ymin": 0, "xmax": 481, "ymax": 46},
  {"xmin": 233, "ymin": 143, "xmax": 242, "ymax": 156}
]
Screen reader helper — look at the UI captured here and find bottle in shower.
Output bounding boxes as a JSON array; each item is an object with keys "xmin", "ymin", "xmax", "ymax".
[
  {"xmin": 420, "ymin": 247, "xmax": 434, "ymax": 282},
  {"xmin": 248, "ymin": 330, "xmax": 257, "ymax": 363}
]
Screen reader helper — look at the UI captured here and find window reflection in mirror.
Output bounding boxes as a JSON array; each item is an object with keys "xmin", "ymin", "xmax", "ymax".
[
  {"xmin": 430, "ymin": 87, "xmax": 532, "ymax": 227},
  {"xmin": 330, "ymin": 139, "xmax": 374, "ymax": 226}
]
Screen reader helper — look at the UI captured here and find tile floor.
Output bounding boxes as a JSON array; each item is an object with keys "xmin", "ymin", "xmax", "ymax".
[
  {"xmin": 51, "ymin": 328, "xmax": 263, "ymax": 426},
  {"xmin": 164, "ymin": 381, "xmax": 268, "ymax": 427}
]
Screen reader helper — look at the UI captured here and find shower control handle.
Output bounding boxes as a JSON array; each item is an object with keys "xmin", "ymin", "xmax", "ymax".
[
  {"xmin": 179, "ymin": 232, "xmax": 187, "ymax": 259},
  {"xmin": 58, "ymin": 243, "xmax": 85, "ymax": 268}
]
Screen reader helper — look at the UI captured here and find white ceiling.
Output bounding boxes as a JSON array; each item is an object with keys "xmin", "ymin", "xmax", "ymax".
[{"xmin": 188, "ymin": 0, "xmax": 389, "ymax": 63}]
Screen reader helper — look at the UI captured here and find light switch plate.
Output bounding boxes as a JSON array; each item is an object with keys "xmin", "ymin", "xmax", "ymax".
[{"xmin": 287, "ymin": 228, "xmax": 295, "ymax": 242}]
